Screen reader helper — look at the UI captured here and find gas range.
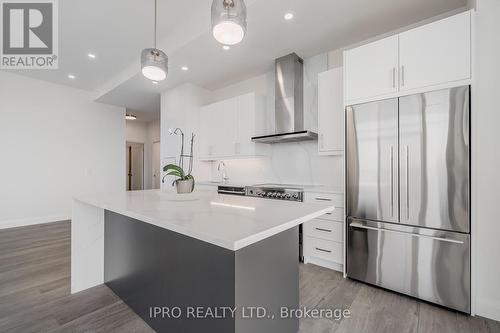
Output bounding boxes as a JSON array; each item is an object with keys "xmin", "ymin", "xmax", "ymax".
[{"xmin": 244, "ymin": 184, "xmax": 304, "ymax": 202}]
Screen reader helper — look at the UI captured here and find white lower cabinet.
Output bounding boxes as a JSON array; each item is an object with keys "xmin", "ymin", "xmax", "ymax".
[
  {"xmin": 304, "ymin": 219, "xmax": 343, "ymax": 242},
  {"xmin": 304, "ymin": 236, "xmax": 343, "ymax": 264},
  {"xmin": 303, "ymin": 191, "xmax": 344, "ymax": 272}
]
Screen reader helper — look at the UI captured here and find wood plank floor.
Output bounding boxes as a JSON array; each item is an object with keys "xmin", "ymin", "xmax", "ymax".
[{"xmin": 0, "ymin": 221, "xmax": 498, "ymax": 333}]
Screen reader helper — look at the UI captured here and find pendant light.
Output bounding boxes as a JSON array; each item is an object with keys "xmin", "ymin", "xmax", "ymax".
[
  {"xmin": 141, "ymin": 0, "xmax": 168, "ymax": 81},
  {"xmin": 211, "ymin": 0, "xmax": 247, "ymax": 45}
]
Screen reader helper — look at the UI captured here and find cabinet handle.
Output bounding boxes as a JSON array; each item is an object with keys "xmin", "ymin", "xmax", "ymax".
[
  {"xmin": 315, "ymin": 247, "xmax": 332, "ymax": 253},
  {"xmin": 401, "ymin": 65, "xmax": 405, "ymax": 87},
  {"xmin": 315, "ymin": 197, "xmax": 332, "ymax": 202},
  {"xmin": 315, "ymin": 227, "xmax": 332, "ymax": 233},
  {"xmin": 392, "ymin": 67, "xmax": 396, "ymax": 88}
]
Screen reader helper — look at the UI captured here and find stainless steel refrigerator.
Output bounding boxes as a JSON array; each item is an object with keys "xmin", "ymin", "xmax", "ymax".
[{"xmin": 346, "ymin": 85, "xmax": 470, "ymax": 313}]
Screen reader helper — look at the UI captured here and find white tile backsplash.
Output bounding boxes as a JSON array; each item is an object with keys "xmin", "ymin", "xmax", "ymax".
[{"xmin": 208, "ymin": 141, "xmax": 344, "ymax": 187}]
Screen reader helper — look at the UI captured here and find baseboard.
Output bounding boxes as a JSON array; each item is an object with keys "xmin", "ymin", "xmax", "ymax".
[
  {"xmin": 304, "ymin": 256, "xmax": 344, "ymax": 273},
  {"xmin": 476, "ymin": 298, "xmax": 500, "ymax": 322},
  {"xmin": 0, "ymin": 214, "xmax": 71, "ymax": 230}
]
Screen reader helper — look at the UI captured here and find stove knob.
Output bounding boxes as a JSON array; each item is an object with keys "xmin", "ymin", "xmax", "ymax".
[
  {"xmin": 266, "ymin": 192, "xmax": 273, "ymax": 197},
  {"xmin": 285, "ymin": 194, "xmax": 291, "ymax": 199},
  {"xmin": 292, "ymin": 194, "xmax": 299, "ymax": 199}
]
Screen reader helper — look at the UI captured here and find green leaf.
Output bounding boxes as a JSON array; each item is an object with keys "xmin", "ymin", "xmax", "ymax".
[
  {"xmin": 163, "ymin": 164, "xmax": 185, "ymax": 178},
  {"xmin": 166, "ymin": 171, "xmax": 182, "ymax": 178}
]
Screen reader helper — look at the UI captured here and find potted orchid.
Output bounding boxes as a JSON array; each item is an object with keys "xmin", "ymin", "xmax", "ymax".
[
  {"xmin": 162, "ymin": 128, "xmax": 195, "ymax": 194},
  {"xmin": 162, "ymin": 164, "xmax": 194, "ymax": 194}
]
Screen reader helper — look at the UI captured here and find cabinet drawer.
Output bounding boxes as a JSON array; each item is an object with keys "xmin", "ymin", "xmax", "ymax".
[
  {"xmin": 304, "ymin": 237, "xmax": 343, "ymax": 264},
  {"xmin": 304, "ymin": 192, "xmax": 344, "ymax": 208},
  {"xmin": 304, "ymin": 219, "xmax": 343, "ymax": 242},
  {"xmin": 318, "ymin": 208, "xmax": 344, "ymax": 222}
]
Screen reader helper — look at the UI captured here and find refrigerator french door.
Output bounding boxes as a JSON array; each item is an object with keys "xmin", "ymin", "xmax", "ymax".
[{"xmin": 346, "ymin": 86, "xmax": 471, "ymax": 313}]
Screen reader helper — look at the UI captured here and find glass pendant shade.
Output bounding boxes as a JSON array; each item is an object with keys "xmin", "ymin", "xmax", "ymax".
[
  {"xmin": 211, "ymin": 0, "xmax": 247, "ymax": 45},
  {"xmin": 141, "ymin": 48, "xmax": 168, "ymax": 81}
]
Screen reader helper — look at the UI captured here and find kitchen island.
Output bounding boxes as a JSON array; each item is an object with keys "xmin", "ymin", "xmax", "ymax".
[{"xmin": 71, "ymin": 189, "xmax": 335, "ymax": 333}]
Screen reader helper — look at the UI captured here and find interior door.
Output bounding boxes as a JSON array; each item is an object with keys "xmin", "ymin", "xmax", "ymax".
[
  {"xmin": 346, "ymin": 98, "xmax": 399, "ymax": 223},
  {"xmin": 399, "ymin": 86, "xmax": 470, "ymax": 232},
  {"xmin": 126, "ymin": 142, "xmax": 144, "ymax": 191}
]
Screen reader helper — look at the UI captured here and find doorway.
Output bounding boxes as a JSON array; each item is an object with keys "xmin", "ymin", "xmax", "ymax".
[{"xmin": 126, "ymin": 142, "xmax": 144, "ymax": 191}]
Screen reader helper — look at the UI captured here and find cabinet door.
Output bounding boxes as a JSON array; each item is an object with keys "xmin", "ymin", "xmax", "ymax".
[
  {"xmin": 399, "ymin": 11, "xmax": 470, "ymax": 91},
  {"xmin": 236, "ymin": 93, "xmax": 256, "ymax": 156},
  {"xmin": 199, "ymin": 104, "xmax": 216, "ymax": 158},
  {"xmin": 318, "ymin": 68, "xmax": 344, "ymax": 154},
  {"xmin": 215, "ymin": 98, "xmax": 238, "ymax": 157},
  {"xmin": 344, "ymin": 35, "xmax": 399, "ymax": 103}
]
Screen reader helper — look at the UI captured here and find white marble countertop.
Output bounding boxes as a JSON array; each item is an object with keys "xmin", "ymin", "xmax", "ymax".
[{"xmin": 74, "ymin": 189, "xmax": 335, "ymax": 251}]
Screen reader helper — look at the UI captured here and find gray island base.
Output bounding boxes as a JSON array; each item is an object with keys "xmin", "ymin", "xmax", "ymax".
[{"xmin": 104, "ymin": 210, "xmax": 299, "ymax": 333}]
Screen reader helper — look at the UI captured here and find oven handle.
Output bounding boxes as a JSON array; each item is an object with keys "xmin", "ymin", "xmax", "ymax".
[{"xmin": 217, "ymin": 190, "xmax": 245, "ymax": 195}]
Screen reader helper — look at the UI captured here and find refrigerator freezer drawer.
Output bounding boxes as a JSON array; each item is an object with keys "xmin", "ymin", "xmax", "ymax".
[{"xmin": 347, "ymin": 219, "xmax": 470, "ymax": 313}]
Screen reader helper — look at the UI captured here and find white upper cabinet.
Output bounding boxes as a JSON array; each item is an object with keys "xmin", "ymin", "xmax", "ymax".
[
  {"xmin": 399, "ymin": 11, "xmax": 471, "ymax": 91},
  {"xmin": 344, "ymin": 35, "xmax": 399, "ymax": 103},
  {"xmin": 199, "ymin": 93, "xmax": 268, "ymax": 160},
  {"xmin": 344, "ymin": 11, "xmax": 471, "ymax": 105},
  {"xmin": 318, "ymin": 67, "xmax": 344, "ymax": 155}
]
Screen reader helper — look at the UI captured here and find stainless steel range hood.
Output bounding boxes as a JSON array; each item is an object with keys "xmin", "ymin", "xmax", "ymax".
[{"xmin": 252, "ymin": 53, "xmax": 318, "ymax": 144}]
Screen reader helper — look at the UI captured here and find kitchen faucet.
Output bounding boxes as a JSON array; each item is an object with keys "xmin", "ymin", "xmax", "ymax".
[{"xmin": 217, "ymin": 161, "xmax": 229, "ymax": 184}]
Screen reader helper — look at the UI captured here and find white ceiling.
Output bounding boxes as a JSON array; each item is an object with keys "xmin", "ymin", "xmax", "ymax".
[{"xmin": 4, "ymin": 0, "xmax": 467, "ymax": 113}]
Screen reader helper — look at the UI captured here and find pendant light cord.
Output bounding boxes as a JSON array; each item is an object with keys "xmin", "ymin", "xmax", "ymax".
[{"xmin": 154, "ymin": 0, "xmax": 157, "ymax": 49}]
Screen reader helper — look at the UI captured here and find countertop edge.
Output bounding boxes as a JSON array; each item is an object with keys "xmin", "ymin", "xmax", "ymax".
[{"xmin": 73, "ymin": 196, "xmax": 335, "ymax": 252}]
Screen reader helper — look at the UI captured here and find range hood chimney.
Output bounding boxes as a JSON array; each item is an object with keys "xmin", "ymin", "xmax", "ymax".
[{"xmin": 252, "ymin": 53, "xmax": 318, "ymax": 144}]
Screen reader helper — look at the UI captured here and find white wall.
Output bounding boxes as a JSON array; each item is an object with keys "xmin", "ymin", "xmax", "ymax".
[
  {"xmin": 160, "ymin": 83, "xmax": 212, "ymax": 188},
  {"xmin": 472, "ymin": 0, "xmax": 500, "ymax": 321},
  {"xmin": 0, "ymin": 71, "xmax": 125, "ymax": 229}
]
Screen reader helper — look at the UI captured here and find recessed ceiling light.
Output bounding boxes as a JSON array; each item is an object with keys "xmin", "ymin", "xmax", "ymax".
[
  {"xmin": 152, "ymin": 81, "xmax": 159, "ymax": 84},
  {"xmin": 284, "ymin": 13, "xmax": 294, "ymax": 20},
  {"xmin": 67, "ymin": 74, "xmax": 76, "ymax": 79},
  {"xmin": 125, "ymin": 114, "xmax": 137, "ymax": 120},
  {"xmin": 222, "ymin": 45, "xmax": 230, "ymax": 50},
  {"xmin": 181, "ymin": 66, "xmax": 189, "ymax": 71},
  {"xmin": 87, "ymin": 53, "xmax": 96, "ymax": 59}
]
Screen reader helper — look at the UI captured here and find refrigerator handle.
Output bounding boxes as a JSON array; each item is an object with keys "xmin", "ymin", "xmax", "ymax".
[
  {"xmin": 405, "ymin": 145, "xmax": 410, "ymax": 220},
  {"xmin": 350, "ymin": 222, "xmax": 464, "ymax": 244},
  {"xmin": 390, "ymin": 145, "xmax": 394, "ymax": 217}
]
